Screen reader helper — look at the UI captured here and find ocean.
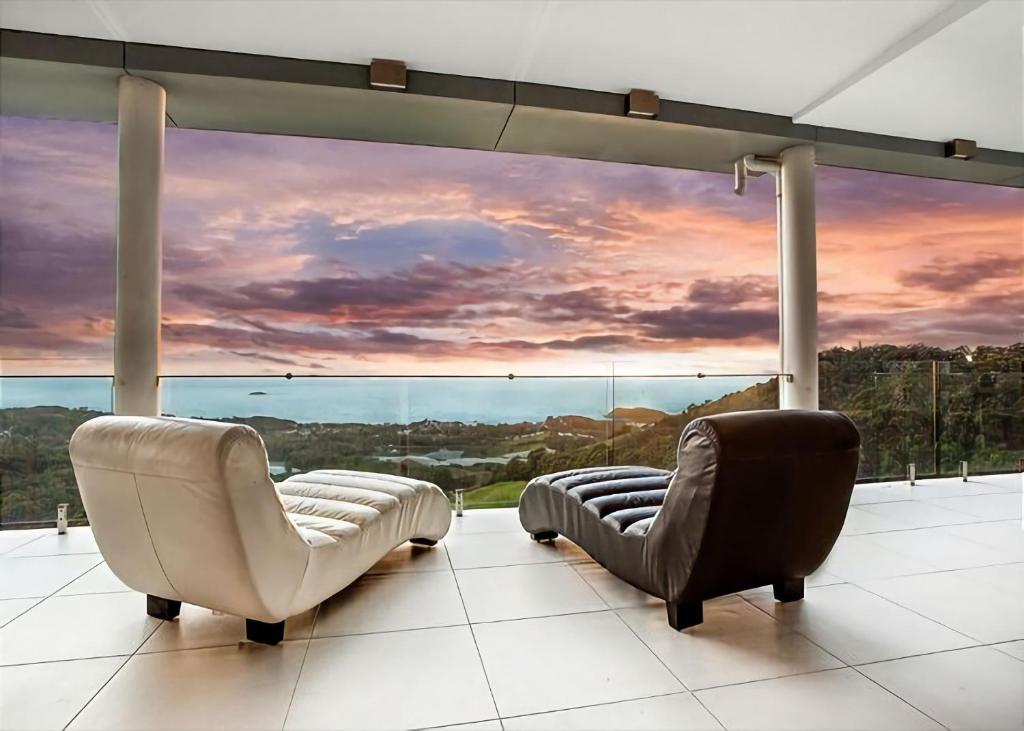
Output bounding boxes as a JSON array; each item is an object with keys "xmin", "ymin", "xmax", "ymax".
[{"xmin": 1, "ymin": 375, "xmax": 770, "ymax": 424}]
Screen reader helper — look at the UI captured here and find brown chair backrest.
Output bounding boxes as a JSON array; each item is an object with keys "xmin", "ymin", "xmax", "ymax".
[{"xmin": 645, "ymin": 409, "xmax": 861, "ymax": 604}]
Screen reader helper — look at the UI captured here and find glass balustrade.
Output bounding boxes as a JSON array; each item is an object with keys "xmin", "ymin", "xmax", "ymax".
[
  {"xmin": 3, "ymin": 363, "xmax": 1018, "ymax": 528},
  {"xmin": 161, "ymin": 373, "xmax": 776, "ymax": 510},
  {"xmin": 0, "ymin": 376, "xmax": 113, "ymax": 527}
]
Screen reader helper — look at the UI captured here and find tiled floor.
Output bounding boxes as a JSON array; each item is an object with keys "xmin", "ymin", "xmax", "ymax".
[{"xmin": 0, "ymin": 473, "xmax": 1021, "ymax": 730}]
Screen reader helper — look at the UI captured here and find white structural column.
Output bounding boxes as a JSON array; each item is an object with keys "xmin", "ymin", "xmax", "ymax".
[
  {"xmin": 114, "ymin": 76, "xmax": 166, "ymax": 416},
  {"xmin": 778, "ymin": 144, "xmax": 818, "ymax": 410}
]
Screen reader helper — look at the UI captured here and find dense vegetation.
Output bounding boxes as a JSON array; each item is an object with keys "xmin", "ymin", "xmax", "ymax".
[{"xmin": 2, "ymin": 343, "xmax": 1020, "ymax": 524}]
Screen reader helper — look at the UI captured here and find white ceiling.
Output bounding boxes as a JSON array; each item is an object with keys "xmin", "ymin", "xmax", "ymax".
[{"xmin": 1, "ymin": 0, "xmax": 1021, "ymax": 151}]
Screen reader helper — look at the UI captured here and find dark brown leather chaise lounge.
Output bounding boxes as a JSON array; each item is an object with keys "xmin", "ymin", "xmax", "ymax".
[{"xmin": 519, "ymin": 409, "xmax": 860, "ymax": 630}]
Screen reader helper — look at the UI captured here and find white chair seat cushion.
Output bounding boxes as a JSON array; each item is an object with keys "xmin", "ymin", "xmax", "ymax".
[
  {"xmin": 278, "ymin": 469, "xmax": 447, "ymax": 547},
  {"xmin": 278, "ymin": 469, "xmax": 452, "ymax": 615}
]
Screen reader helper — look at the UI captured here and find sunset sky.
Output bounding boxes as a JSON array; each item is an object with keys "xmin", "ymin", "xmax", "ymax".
[{"xmin": 1, "ymin": 115, "xmax": 1021, "ymax": 376}]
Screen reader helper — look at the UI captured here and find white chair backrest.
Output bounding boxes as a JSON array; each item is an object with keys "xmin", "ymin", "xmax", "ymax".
[{"xmin": 70, "ymin": 415, "xmax": 308, "ymax": 618}]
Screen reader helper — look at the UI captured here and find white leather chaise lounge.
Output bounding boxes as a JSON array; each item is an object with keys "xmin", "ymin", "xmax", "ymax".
[{"xmin": 69, "ymin": 415, "xmax": 452, "ymax": 644}]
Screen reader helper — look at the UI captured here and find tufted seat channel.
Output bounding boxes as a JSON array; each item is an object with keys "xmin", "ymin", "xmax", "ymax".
[
  {"xmin": 539, "ymin": 467, "xmax": 673, "ymax": 537},
  {"xmin": 279, "ymin": 470, "xmax": 440, "ymax": 547},
  {"xmin": 70, "ymin": 416, "xmax": 452, "ymax": 645},
  {"xmin": 520, "ymin": 410, "xmax": 861, "ymax": 632}
]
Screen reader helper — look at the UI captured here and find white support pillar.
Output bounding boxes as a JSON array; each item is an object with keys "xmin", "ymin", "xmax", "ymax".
[
  {"xmin": 778, "ymin": 145, "xmax": 818, "ymax": 410},
  {"xmin": 114, "ymin": 76, "xmax": 165, "ymax": 416}
]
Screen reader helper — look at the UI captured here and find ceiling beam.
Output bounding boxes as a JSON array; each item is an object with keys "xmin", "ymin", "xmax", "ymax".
[
  {"xmin": 1, "ymin": 28, "xmax": 1020, "ymax": 188},
  {"xmin": 792, "ymin": 0, "xmax": 987, "ymax": 122}
]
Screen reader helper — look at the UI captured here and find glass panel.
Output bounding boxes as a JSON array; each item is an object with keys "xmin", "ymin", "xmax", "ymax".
[
  {"xmin": 161, "ymin": 375, "xmax": 615, "ymax": 511},
  {"xmin": 161, "ymin": 376, "xmax": 409, "ymax": 482},
  {"xmin": 820, "ymin": 361, "xmax": 935, "ymax": 482},
  {"xmin": 0, "ymin": 376, "xmax": 113, "ymax": 527},
  {"xmin": 610, "ymin": 375, "xmax": 779, "ymax": 469},
  {"xmin": 406, "ymin": 377, "xmax": 612, "ymax": 510},
  {"xmin": 937, "ymin": 370, "xmax": 1024, "ymax": 476}
]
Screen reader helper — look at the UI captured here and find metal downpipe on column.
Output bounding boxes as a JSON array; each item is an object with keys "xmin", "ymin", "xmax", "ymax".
[{"xmin": 734, "ymin": 145, "xmax": 818, "ymax": 411}]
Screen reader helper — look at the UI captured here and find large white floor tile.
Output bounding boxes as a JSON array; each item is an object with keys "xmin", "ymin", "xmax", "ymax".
[
  {"xmin": 855, "ymin": 527, "xmax": 1009, "ymax": 571},
  {"xmin": 446, "ymin": 531, "xmax": 588, "ymax": 569},
  {"xmin": 450, "ymin": 508, "xmax": 523, "ymax": 534},
  {"xmin": 0, "ymin": 528, "xmax": 48, "ymax": 555},
  {"xmin": 818, "ymin": 536, "xmax": 938, "ymax": 581},
  {"xmin": 956, "ymin": 562, "xmax": 1024, "ymax": 600},
  {"xmin": 856, "ymin": 500, "xmax": 978, "ymax": 529},
  {"xmin": 286, "ymin": 626, "xmax": 496, "ymax": 730},
  {"xmin": 503, "ymin": 693, "xmax": 722, "ymax": 730},
  {"xmin": 425, "ymin": 722, "xmax": 503, "ymax": 731},
  {"xmin": 0, "ymin": 656, "xmax": 125, "ymax": 731},
  {"xmin": 695, "ymin": 668, "xmax": 941, "ymax": 730},
  {"xmin": 0, "ymin": 592, "xmax": 159, "ymax": 665},
  {"xmin": 942, "ymin": 520, "xmax": 1024, "ymax": 561},
  {"xmin": 927, "ymin": 493, "xmax": 1022, "ymax": 521},
  {"xmin": 850, "ymin": 483, "xmax": 912, "ymax": 505},
  {"xmin": 618, "ymin": 597, "xmax": 842, "ymax": 690},
  {"xmin": 805, "ymin": 568, "xmax": 846, "ymax": 588},
  {"xmin": 841, "ymin": 507, "xmax": 912, "ymax": 535},
  {"xmin": 313, "ymin": 569, "xmax": 465, "ymax": 637},
  {"xmin": 141, "ymin": 603, "xmax": 317, "ymax": 653},
  {"xmin": 0, "ymin": 597, "xmax": 39, "ymax": 627},
  {"xmin": 366, "ymin": 540, "xmax": 452, "ymax": 574},
  {"xmin": 571, "ymin": 561, "xmax": 661, "ymax": 609},
  {"xmin": 0, "ymin": 554, "xmax": 102, "ymax": 599},
  {"xmin": 70, "ymin": 642, "xmax": 307, "ymax": 730},
  {"xmin": 908, "ymin": 478, "xmax": 1001, "ymax": 500},
  {"xmin": 861, "ymin": 569, "xmax": 1024, "ymax": 643},
  {"xmin": 860, "ymin": 646, "xmax": 1024, "ymax": 730},
  {"xmin": 6, "ymin": 527, "xmax": 99, "ymax": 557},
  {"xmin": 56, "ymin": 562, "xmax": 130, "ymax": 596},
  {"xmin": 968, "ymin": 474, "xmax": 1022, "ymax": 493},
  {"xmin": 744, "ymin": 583, "xmax": 975, "ymax": 665},
  {"xmin": 457, "ymin": 563, "xmax": 606, "ymax": 622},
  {"xmin": 474, "ymin": 611, "xmax": 682, "ymax": 717}
]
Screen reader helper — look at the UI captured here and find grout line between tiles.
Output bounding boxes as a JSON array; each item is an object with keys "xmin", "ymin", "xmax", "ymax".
[
  {"xmin": 281, "ymin": 604, "xmax": 319, "ymax": 731},
  {"xmin": 58, "ymin": 653, "xmax": 135, "ymax": 731},
  {"xmin": 0, "ymin": 532, "xmax": 50, "ymax": 556},
  {"xmin": 845, "ymin": 579, "xmax": 990, "ymax": 645},
  {"xmin": 992, "ymin": 642, "xmax": 1024, "ymax": 665},
  {"xmin": 0, "ymin": 596, "xmax": 44, "ymax": 628},
  {"xmin": 840, "ymin": 515, "xmax": 1014, "ymax": 537},
  {"xmin": 608, "ymin": 609, "xmax": 729, "ymax": 729},
  {"xmin": 850, "ymin": 643, "xmax": 1013, "ymax": 669},
  {"xmin": 61, "ymin": 616, "xmax": 165, "ymax": 730},
  {"xmin": 310, "ymin": 620, "xmax": 469, "ymax": 642},
  {"xmin": 447, "ymin": 539, "xmax": 502, "ymax": 723},
  {"xmin": 743, "ymin": 579, "xmax": 971, "ymax": 644},
  {"xmin": 848, "ymin": 664, "xmax": 952, "ymax": 730},
  {"xmin": 495, "ymin": 689, "xmax": 700, "ymax": 726}
]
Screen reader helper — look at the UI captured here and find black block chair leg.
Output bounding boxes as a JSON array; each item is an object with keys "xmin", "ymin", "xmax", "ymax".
[
  {"xmin": 246, "ymin": 618, "xmax": 285, "ymax": 645},
  {"xmin": 146, "ymin": 595, "xmax": 181, "ymax": 620},
  {"xmin": 410, "ymin": 538, "xmax": 437, "ymax": 546},
  {"xmin": 773, "ymin": 578, "xmax": 805, "ymax": 602},
  {"xmin": 530, "ymin": 530, "xmax": 558, "ymax": 542},
  {"xmin": 666, "ymin": 600, "xmax": 703, "ymax": 631}
]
